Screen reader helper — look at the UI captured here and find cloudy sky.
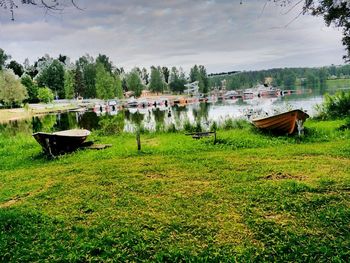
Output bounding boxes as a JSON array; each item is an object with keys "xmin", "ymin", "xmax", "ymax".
[{"xmin": 0, "ymin": 0, "xmax": 345, "ymax": 73}]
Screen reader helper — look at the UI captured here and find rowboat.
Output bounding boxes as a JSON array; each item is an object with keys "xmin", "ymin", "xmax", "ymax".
[
  {"xmin": 33, "ymin": 129, "xmax": 91, "ymax": 156},
  {"xmin": 252, "ymin": 109, "xmax": 309, "ymax": 134}
]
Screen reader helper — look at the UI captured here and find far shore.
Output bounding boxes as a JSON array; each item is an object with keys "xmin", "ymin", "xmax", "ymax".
[{"xmin": 0, "ymin": 94, "xmax": 190, "ymax": 123}]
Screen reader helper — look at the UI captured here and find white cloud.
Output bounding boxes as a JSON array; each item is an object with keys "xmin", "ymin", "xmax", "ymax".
[{"xmin": 0, "ymin": 0, "xmax": 344, "ymax": 72}]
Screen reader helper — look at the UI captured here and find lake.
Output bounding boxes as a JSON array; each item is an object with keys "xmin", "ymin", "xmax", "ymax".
[{"xmin": 0, "ymin": 85, "xmax": 346, "ymax": 135}]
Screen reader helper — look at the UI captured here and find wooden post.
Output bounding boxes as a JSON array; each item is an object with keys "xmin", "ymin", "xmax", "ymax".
[{"xmin": 136, "ymin": 130, "xmax": 141, "ymax": 151}]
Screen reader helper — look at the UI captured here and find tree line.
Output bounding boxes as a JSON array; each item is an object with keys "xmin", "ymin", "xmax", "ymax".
[
  {"xmin": 0, "ymin": 48, "xmax": 209, "ymax": 107},
  {"xmin": 210, "ymin": 65, "xmax": 350, "ymax": 90}
]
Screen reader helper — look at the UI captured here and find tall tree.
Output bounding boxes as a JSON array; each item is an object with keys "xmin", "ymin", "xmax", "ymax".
[
  {"xmin": 169, "ymin": 66, "xmax": 186, "ymax": 93},
  {"xmin": 95, "ymin": 63, "xmax": 116, "ymax": 100},
  {"xmin": 77, "ymin": 54, "xmax": 96, "ymax": 98},
  {"xmin": 199, "ymin": 65, "xmax": 209, "ymax": 93},
  {"xmin": 162, "ymin": 66, "xmax": 170, "ymax": 84},
  {"xmin": 7, "ymin": 60, "xmax": 24, "ymax": 77},
  {"xmin": 0, "ymin": 48, "xmax": 10, "ymax": 70},
  {"xmin": 0, "ymin": 70, "xmax": 27, "ymax": 107},
  {"xmin": 64, "ymin": 70, "xmax": 75, "ymax": 99},
  {"xmin": 190, "ymin": 65, "xmax": 199, "ymax": 83},
  {"xmin": 114, "ymin": 73, "xmax": 123, "ymax": 99},
  {"xmin": 96, "ymin": 54, "xmax": 113, "ymax": 74},
  {"xmin": 190, "ymin": 65, "xmax": 209, "ymax": 93},
  {"xmin": 126, "ymin": 69, "xmax": 143, "ymax": 97},
  {"xmin": 36, "ymin": 59, "xmax": 65, "ymax": 99},
  {"xmin": 149, "ymin": 66, "xmax": 165, "ymax": 94},
  {"xmin": 73, "ymin": 64, "xmax": 86, "ymax": 98},
  {"xmin": 21, "ymin": 74, "xmax": 38, "ymax": 103},
  {"xmin": 141, "ymin": 67, "xmax": 149, "ymax": 85}
]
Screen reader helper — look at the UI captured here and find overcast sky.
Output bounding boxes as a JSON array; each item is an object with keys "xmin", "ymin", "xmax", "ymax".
[{"xmin": 0, "ymin": 0, "xmax": 345, "ymax": 73}]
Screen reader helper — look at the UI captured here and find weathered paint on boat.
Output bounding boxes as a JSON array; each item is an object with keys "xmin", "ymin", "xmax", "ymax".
[
  {"xmin": 33, "ymin": 129, "xmax": 90, "ymax": 156},
  {"xmin": 252, "ymin": 109, "xmax": 309, "ymax": 134}
]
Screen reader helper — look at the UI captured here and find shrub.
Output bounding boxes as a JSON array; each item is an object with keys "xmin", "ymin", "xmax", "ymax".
[
  {"xmin": 99, "ymin": 112, "xmax": 125, "ymax": 135},
  {"xmin": 37, "ymin": 87, "xmax": 54, "ymax": 103},
  {"xmin": 316, "ymin": 91, "xmax": 350, "ymax": 119}
]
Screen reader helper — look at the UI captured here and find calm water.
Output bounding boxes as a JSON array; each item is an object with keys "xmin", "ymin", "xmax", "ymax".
[{"xmin": 0, "ymin": 86, "xmax": 346, "ymax": 135}]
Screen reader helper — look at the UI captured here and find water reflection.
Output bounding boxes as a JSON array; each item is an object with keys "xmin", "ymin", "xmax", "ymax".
[{"xmin": 0, "ymin": 85, "xmax": 347, "ymax": 135}]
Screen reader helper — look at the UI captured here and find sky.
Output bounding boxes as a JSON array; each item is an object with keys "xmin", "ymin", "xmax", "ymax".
[{"xmin": 0, "ymin": 0, "xmax": 345, "ymax": 73}]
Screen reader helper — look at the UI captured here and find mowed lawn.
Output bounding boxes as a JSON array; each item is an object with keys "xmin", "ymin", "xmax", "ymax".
[{"xmin": 0, "ymin": 120, "xmax": 349, "ymax": 262}]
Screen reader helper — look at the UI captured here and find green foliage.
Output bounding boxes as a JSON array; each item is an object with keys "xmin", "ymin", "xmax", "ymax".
[
  {"xmin": 98, "ymin": 112, "xmax": 125, "ymax": 135},
  {"xmin": 36, "ymin": 59, "xmax": 65, "ymax": 99},
  {"xmin": 114, "ymin": 74, "xmax": 123, "ymax": 99},
  {"xmin": 0, "ymin": 120, "xmax": 349, "ymax": 261},
  {"xmin": 37, "ymin": 87, "xmax": 54, "ymax": 103},
  {"xmin": 169, "ymin": 66, "xmax": 186, "ymax": 93},
  {"xmin": 190, "ymin": 65, "xmax": 209, "ymax": 93},
  {"xmin": 209, "ymin": 65, "xmax": 350, "ymax": 90},
  {"xmin": 6, "ymin": 60, "xmax": 24, "ymax": 77},
  {"xmin": 126, "ymin": 69, "xmax": 143, "ymax": 97},
  {"xmin": 73, "ymin": 65, "xmax": 86, "ymax": 98},
  {"xmin": 316, "ymin": 91, "xmax": 350, "ymax": 119},
  {"xmin": 149, "ymin": 66, "xmax": 165, "ymax": 94},
  {"xmin": 96, "ymin": 54, "xmax": 113, "ymax": 73},
  {"xmin": 0, "ymin": 70, "xmax": 28, "ymax": 107},
  {"xmin": 64, "ymin": 70, "xmax": 75, "ymax": 99},
  {"xmin": 21, "ymin": 74, "xmax": 38, "ymax": 103},
  {"xmin": 0, "ymin": 48, "xmax": 10, "ymax": 70},
  {"xmin": 95, "ymin": 63, "xmax": 116, "ymax": 100}
]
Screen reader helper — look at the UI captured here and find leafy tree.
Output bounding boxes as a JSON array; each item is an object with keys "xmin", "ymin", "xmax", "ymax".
[
  {"xmin": 64, "ymin": 70, "xmax": 75, "ymax": 99},
  {"xmin": 95, "ymin": 63, "xmax": 115, "ymax": 100},
  {"xmin": 77, "ymin": 54, "xmax": 96, "ymax": 98},
  {"xmin": 73, "ymin": 65, "xmax": 86, "ymax": 98},
  {"xmin": 96, "ymin": 54, "xmax": 113, "ymax": 74},
  {"xmin": 114, "ymin": 73, "xmax": 123, "ymax": 99},
  {"xmin": 199, "ymin": 65, "xmax": 209, "ymax": 93},
  {"xmin": 58, "ymin": 54, "xmax": 68, "ymax": 65},
  {"xmin": 141, "ymin": 67, "xmax": 149, "ymax": 85},
  {"xmin": 21, "ymin": 74, "xmax": 38, "ymax": 102},
  {"xmin": 0, "ymin": 48, "xmax": 10, "ymax": 70},
  {"xmin": 283, "ymin": 70, "xmax": 296, "ymax": 88},
  {"xmin": 190, "ymin": 65, "xmax": 199, "ymax": 83},
  {"xmin": 149, "ymin": 66, "xmax": 165, "ymax": 94},
  {"xmin": 162, "ymin": 66, "xmax": 170, "ymax": 83},
  {"xmin": 190, "ymin": 65, "xmax": 209, "ymax": 93},
  {"xmin": 6, "ymin": 60, "xmax": 24, "ymax": 77},
  {"xmin": 36, "ymin": 59, "xmax": 65, "ymax": 99},
  {"xmin": 83, "ymin": 63, "xmax": 96, "ymax": 98},
  {"xmin": 169, "ymin": 67, "xmax": 186, "ymax": 93},
  {"xmin": 0, "ymin": 70, "xmax": 27, "ymax": 107},
  {"xmin": 126, "ymin": 69, "xmax": 143, "ymax": 97},
  {"xmin": 37, "ymin": 87, "xmax": 54, "ymax": 103}
]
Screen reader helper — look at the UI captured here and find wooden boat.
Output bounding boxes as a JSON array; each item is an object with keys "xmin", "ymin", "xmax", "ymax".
[
  {"xmin": 252, "ymin": 109, "xmax": 309, "ymax": 134},
  {"xmin": 33, "ymin": 129, "xmax": 91, "ymax": 156}
]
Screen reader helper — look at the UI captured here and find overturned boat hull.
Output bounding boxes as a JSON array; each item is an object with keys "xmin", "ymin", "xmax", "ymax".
[
  {"xmin": 33, "ymin": 129, "xmax": 90, "ymax": 156},
  {"xmin": 252, "ymin": 110, "xmax": 309, "ymax": 134}
]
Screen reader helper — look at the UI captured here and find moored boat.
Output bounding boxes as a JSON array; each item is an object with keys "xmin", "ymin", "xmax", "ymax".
[
  {"xmin": 33, "ymin": 129, "xmax": 91, "ymax": 156},
  {"xmin": 252, "ymin": 109, "xmax": 309, "ymax": 134}
]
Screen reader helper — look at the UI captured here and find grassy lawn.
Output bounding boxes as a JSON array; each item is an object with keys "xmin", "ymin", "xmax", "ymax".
[
  {"xmin": 0, "ymin": 120, "xmax": 349, "ymax": 262},
  {"xmin": 326, "ymin": 78, "xmax": 350, "ymax": 89}
]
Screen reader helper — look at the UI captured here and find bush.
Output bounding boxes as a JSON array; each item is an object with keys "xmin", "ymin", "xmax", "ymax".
[
  {"xmin": 37, "ymin": 87, "xmax": 54, "ymax": 103},
  {"xmin": 99, "ymin": 112, "xmax": 125, "ymax": 135},
  {"xmin": 316, "ymin": 91, "xmax": 350, "ymax": 119}
]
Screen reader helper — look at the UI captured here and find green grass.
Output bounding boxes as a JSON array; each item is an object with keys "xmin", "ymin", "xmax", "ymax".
[
  {"xmin": 0, "ymin": 120, "xmax": 349, "ymax": 262},
  {"xmin": 326, "ymin": 78, "xmax": 350, "ymax": 89}
]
